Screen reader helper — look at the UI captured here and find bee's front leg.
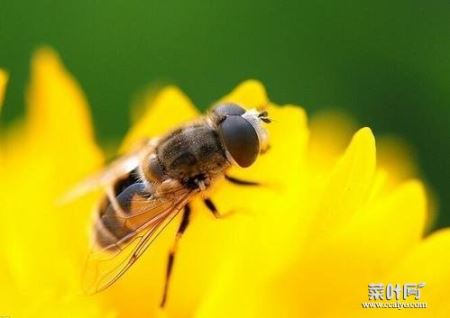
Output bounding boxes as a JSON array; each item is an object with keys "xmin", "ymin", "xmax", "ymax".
[{"xmin": 224, "ymin": 174, "xmax": 260, "ymax": 186}]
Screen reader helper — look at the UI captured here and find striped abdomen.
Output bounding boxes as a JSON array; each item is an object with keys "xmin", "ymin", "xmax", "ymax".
[{"xmin": 93, "ymin": 171, "xmax": 151, "ymax": 251}]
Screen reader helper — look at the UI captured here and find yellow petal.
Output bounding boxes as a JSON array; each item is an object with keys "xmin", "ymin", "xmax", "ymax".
[
  {"xmin": 27, "ymin": 48, "xmax": 96, "ymax": 147},
  {"xmin": 308, "ymin": 127, "xmax": 376, "ymax": 234},
  {"xmin": 0, "ymin": 48, "xmax": 108, "ymax": 316},
  {"xmin": 120, "ymin": 86, "xmax": 199, "ymax": 152},
  {"xmin": 383, "ymin": 229, "xmax": 450, "ymax": 318},
  {"xmin": 217, "ymin": 79, "xmax": 268, "ymax": 108},
  {"xmin": 0, "ymin": 69, "xmax": 8, "ymax": 109},
  {"xmin": 344, "ymin": 180, "xmax": 426, "ymax": 264},
  {"xmin": 26, "ymin": 47, "xmax": 103, "ymax": 189},
  {"xmin": 308, "ymin": 111, "xmax": 435, "ymax": 234},
  {"xmin": 244, "ymin": 182, "xmax": 427, "ymax": 318},
  {"xmin": 308, "ymin": 111, "xmax": 422, "ymax": 191}
]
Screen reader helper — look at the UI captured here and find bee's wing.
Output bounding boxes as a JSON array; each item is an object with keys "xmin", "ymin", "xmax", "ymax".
[
  {"xmin": 60, "ymin": 138, "xmax": 156, "ymax": 203},
  {"xmin": 82, "ymin": 188, "xmax": 194, "ymax": 294}
]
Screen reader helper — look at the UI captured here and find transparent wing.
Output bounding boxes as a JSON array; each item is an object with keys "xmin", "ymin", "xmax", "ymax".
[
  {"xmin": 82, "ymin": 189, "xmax": 194, "ymax": 294},
  {"xmin": 97, "ymin": 181, "xmax": 191, "ymax": 234},
  {"xmin": 60, "ymin": 138, "xmax": 156, "ymax": 204}
]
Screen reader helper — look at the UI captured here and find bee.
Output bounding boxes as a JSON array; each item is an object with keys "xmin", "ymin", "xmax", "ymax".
[{"xmin": 72, "ymin": 103, "xmax": 270, "ymax": 307}]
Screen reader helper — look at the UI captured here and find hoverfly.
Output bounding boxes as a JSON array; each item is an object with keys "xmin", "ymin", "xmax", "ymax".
[{"xmin": 72, "ymin": 103, "xmax": 270, "ymax": 307}]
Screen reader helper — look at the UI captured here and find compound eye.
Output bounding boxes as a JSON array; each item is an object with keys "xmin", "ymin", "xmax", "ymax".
[
  {"xmin": 219, "ymin": 115, "xmax": 259, "ymax": 167},
  {"xmin": 213, "ymin": 103, "xmax": 246, "ymax": 117}
]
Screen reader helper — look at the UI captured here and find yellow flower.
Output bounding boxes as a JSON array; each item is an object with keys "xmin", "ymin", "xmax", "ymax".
[{"xmin": 0, "ymin": 48, "xmax": 449, "ymax": 318}]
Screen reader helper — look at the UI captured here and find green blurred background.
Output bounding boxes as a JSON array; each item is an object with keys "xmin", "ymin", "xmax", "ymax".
[{"xmin": 0, "ymin": 0, "xmax": 449, "ymax": 227}]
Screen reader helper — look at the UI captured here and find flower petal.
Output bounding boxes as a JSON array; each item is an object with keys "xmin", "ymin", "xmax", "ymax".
[
  {"xmin": 228, "ymin": 178, "xmax": 427, "ymax": 318},
  {"xmin": 217, "ymin": 79, "xmax": 268, "ymax": 108},
  {"xmin": 382, "ymin": 229, "xmax": 450, "ymax": 317},
  {"xmin": 342, "ymin": 180, "xmax": 426, "ymax": 268},
  {"xmin": 293, "ymin": 181, "xmax": 427, "ymax": 316},
  {"xmin": 309, "ymin": 127, "xmax": 376, "ymax": 235},
  {"xmin": 26, "ymin": 47, "xmax": 103, "ymax": 189},
  {"xmin": 0, "ymin": 48, "xmax": 109, "ymax": 317}
]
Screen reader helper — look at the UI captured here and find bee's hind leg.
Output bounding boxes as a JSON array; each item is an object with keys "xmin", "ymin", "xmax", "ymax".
[{"xmin": 160, "ymin": 204, "xmax": 191, "ymax": 308}]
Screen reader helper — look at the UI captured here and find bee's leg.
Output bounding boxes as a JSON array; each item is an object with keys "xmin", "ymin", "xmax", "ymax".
[
  {"xmin": 203, "ymin": 198, "xmax": 221, "ymax": 218},
  {"xmin": 203, "ymin": 197, "xmax": 236, "ymax": 219},
  {"xmin": 160, "ymin": 204, "xmax": 191, "ymax": 308},
  {"xmin": 224, "ymin": 174, "xmax": 260, "ymax": 186}
]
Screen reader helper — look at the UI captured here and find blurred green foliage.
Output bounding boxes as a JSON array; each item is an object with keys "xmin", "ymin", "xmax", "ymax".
[{"xmin": 0, "ymin": 0, "xmax": 449, "ymax": 227}]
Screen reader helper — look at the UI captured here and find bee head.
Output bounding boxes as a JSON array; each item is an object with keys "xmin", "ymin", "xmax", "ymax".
[{"xmin": 212, "ymin": 103, "xmax": 270, "ymax": 168}]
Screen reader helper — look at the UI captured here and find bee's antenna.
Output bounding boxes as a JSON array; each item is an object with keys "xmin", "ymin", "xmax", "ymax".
[{"xmin": 258, "ymin": 110, "xmax": 272, "ymax": 123}]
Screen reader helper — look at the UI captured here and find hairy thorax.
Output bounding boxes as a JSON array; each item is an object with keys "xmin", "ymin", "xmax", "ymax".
[{"xmin": 156, "ymin": 124, "xmax": 230, "ymax": 187}]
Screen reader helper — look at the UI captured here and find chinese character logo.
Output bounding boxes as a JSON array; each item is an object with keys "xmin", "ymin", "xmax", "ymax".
[
  {"xmin": 368, "ymin": 283, "xmax": 385, "ymax": 300},
  {"xmin": 363, "ymin": 282, "xmax": 427, "ymax": 310},
  {"xmin": 368, "ymin": 282, "xmax": 425, "ymax": 301}
]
